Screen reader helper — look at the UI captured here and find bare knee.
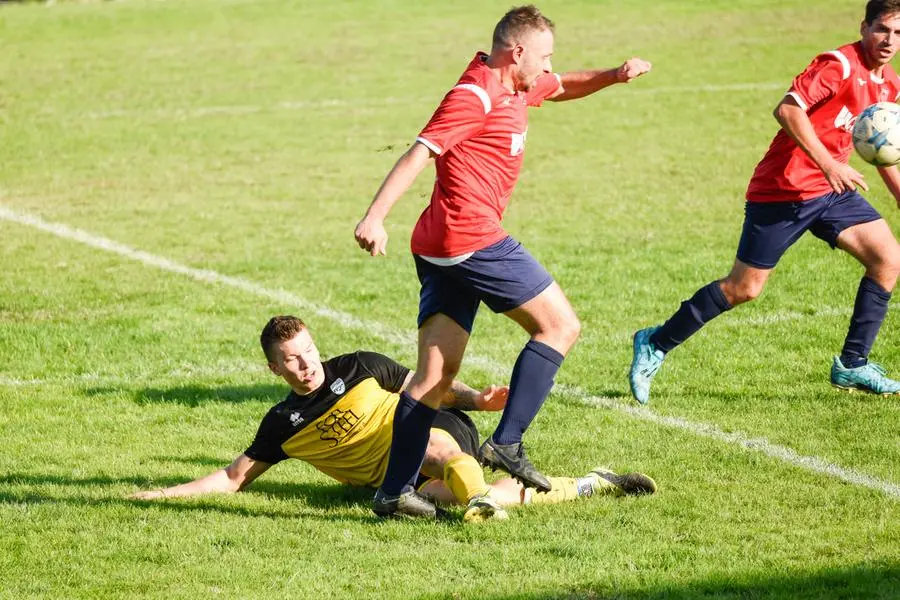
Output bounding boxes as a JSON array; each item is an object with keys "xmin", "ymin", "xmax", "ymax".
[
  {"xmin": 410, "ymin": 362, "xmax": 461, "ymax": 400},
  {"xmin": 538, "ymin": 310, "xmax": 581, "ymax": 354},
  {"xmin": 871, "ymin": 246, "xmax": 900, "ymax": 289},
  {"xmin": 720, "ymin": 278, "xmax": 765, "ymax": 306},
  {"xmin": 556, "ymin": 313, "xmax": 581, "ymax": 350}
]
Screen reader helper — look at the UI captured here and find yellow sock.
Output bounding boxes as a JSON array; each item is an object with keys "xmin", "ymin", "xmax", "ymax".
[
  {"xmin": 444, "ymin": 455, "xmax": 490, "ymax": 504},
  {"xmin": 527, "ymin": 477, "xmax": 580, "ymax": 505}
]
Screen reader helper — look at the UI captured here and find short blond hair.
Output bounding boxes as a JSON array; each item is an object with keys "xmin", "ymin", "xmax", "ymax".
[{"xmin": 492, "ymin": 5, "xmax": 555, "ymax": 49}]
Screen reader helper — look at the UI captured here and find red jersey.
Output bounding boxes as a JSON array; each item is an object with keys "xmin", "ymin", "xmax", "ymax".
[
  {"xmin": 746, "ymin": 41, "xmax": 900, "ymax": 203},
  {"xmin": 411, "ymin": 53, "xmax": 562, "ymax": 257}
]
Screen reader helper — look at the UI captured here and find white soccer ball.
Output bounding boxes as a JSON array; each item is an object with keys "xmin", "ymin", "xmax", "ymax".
[{"xmin": 852, "ymin": 102, "xmax": 900, "ymax": 166}]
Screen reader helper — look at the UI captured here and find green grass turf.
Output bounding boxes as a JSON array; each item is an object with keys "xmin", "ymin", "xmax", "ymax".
[{"xmin": 1, "ymin": 0, "xmax": 898, "ymax": 598}]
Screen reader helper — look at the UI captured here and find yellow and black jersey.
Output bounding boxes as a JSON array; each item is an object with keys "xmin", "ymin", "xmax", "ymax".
[{"xmin": 244, "ymin": 352, "xmax": 409, "ymax": 487}]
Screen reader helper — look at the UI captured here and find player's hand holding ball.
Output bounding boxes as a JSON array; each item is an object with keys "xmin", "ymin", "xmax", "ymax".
[{"xmin": 617, "ymin": 58, "xmax": 652, "ymax": 83}]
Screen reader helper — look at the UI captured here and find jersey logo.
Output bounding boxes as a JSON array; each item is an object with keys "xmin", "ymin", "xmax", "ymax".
[
  {"xmin": 289, "ymin": 411, "xmax": 304, "ymax": 427},
  {"xmin": 317, "ymin": 408, "xmax": 361, "ymax": 447},
  {"xmin": 510, "ymin": 129, "xmax": 528, "ymax": 156},
  {"xmin": 834, "ymin": 106, "xmax": 856, "ymax": 132},
  {"xmin": 330, "ymin": 378, "xmax": 346, "ymax": 395},
  {"xmin": 858, "ymin": 77, "xmax": 867, "ymax": 87}
]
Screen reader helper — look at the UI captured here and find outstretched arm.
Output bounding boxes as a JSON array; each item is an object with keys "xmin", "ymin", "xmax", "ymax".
[
  {"xmin": 548, "ymin": 58, "xmax": 652, "ymax": 102},
  {"xmin": 445, "ymin": 381, "xmax": 509, "ymax": 411},
  {"xmin": 128, "ymin": 454, "xmax": 272, "ymax": 500},
  {"xmin": 773, "ymin": 96, "xmax": 868, "ymax": 193},
  {"xmin": 354, "ymin": 142, "xmax": 434, "ymax": 256},
  {"xmin": 399, "ymin": 371, "xmax": 508, "ymax": 411}
]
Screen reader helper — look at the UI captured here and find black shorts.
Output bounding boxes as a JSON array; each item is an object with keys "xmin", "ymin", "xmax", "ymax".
[
  {"xmin": 413, "ymin": 408, "xmax": 480, "ymax": 490},
  {"xmin": 736, "ymin": 191, "xmax": 882, "ymax": 269},
  {"xmin": 414, "ymin": 236, "xmax": 554, "ymax": 333}
]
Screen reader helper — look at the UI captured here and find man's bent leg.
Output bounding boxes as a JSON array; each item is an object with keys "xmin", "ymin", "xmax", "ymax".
[
  {"xmin": 420, "ymin": 428, "xmax": 507, "ymax": 522},
  {"xmin": 498, "ymin": 282, "xmax": 579, "ymax": 442},
  {"xmin": 831, "ymin": 219, "xmax": 900, "ymax": 394},
  {"xmin": 481, "ymin": 283, "xmax": 580, "ymax": 492},
  {"xmin": 631, "ymin": 260, "xmax": 772, "ymax": 404},
  {"xmin": 375, "ymin": 315, "xmax": 470, "ymax": 517}
]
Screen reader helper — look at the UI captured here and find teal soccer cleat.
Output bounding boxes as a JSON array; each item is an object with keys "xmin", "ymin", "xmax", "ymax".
[
  {"xmin": 830, "ymin": 356, "xmax": 900, "ymax": 396},
  {"xmin": 629, "ymin": 327, "xmax": 666, "ymax": 405}
]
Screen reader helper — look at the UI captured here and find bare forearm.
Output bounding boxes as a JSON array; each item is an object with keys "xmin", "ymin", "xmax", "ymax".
[
  {"xmin": 774, "ymin": 103, "xmax": 834, "ymax": 169},
  {"xmin": 878, "ymin": 165, "xmax": 900, "ymax": 203},
  {"xmin": 142, "ymin": 469, "xmax": 239, "ymax": 499},
  {"xmin": 364, "ymin": 143, "xmax": 432, "ymax": 220},
  {"xmin": 551, "ymin": 69, "xmax": 620, "ymax": 102},
  {"xmin": 442, "ymin": 380, "xmax": 480, "ymax": 410}
]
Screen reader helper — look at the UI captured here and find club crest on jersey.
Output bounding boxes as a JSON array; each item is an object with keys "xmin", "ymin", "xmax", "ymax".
[
  {"xmin": 834, "ymin": 106, "xmax": 856, "ymax": 132},
  {"xmin": 330, "ymin": 378, "xmax": 346, "ymax": 395},
  {"xmin": 510, "ymin": 129, "xmax": 528, "ymax": 156}
]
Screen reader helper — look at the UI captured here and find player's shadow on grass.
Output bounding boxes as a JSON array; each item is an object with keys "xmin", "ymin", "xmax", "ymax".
[
  {"xmin": 0, "ymin": 472, "xmax": 381, "ymax": 523},
  {"xmin": 467, "ymin": 563, "xmax": 900, "ymax": 599},
  {"xmin": 85, "ymin": 383, "xmax": 286, "ymax": 406}
]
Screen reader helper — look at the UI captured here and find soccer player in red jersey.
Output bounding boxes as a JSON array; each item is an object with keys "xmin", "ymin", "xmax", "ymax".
[
  {"xmin": 630, "ymin": 0, "xmax": 900, "ymax": 405},
  {"xmin": 355, "ymin": 5, "xmax": 651, "ymax": 517}
]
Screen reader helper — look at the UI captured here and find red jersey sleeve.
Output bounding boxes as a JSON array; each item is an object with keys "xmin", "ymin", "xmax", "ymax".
[
  {"xmin": 525, "ymin": 72, "xmax": 562, "ymax": 107},
  {"xmin": 416, "ymin": 87, "xmax": 488, "ymax": 155},
  {"xmin": 787, "ymin": 55, "xmax": 846, "ymax": 111}
]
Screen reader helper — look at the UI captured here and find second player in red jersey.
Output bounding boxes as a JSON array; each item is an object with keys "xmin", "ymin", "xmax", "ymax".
[
  {"xmin": 748, "ymin": 41, "xmax": 900, "ymax": 202},
  {"xmin": 631, "ymin": 0, "xmax": 900, "ymax": 405}
]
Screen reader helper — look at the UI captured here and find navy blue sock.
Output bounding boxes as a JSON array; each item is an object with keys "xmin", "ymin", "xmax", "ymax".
[
  {"xmin": 492, "ymin": 340, "xmax": 564, "ymax": 445},
  {"xmin": 379, "ymin": 391, "xmax": 438, "ymax": 496},
  {"xmin": 650, "ymin": 281, "xmax": 733, "ymax": 353},
  {"xmin": 840, "ymin": 277, "xmax": 892, "ymax": 369}
]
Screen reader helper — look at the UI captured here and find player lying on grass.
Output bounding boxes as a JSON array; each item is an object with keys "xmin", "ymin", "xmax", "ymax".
[
  {"xmin": 129, "ymin": 316, "xmax": 656, "ymax": 521},
  {"xmin": 630, "ymin": 0, "xmax": 900, "ymax": 403}
]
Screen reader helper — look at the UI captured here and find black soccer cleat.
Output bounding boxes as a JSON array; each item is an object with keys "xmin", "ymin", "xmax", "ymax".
[
  {"xmin": 372, "ymin": 487, "xmax": 437, "ymax": 519},
  {"xmin": 479, "ymin": 438, "xmax": 551, "ymax": 493},
  {"xmin": 589, "ymin": 467, "xmax": 657, "ymax": 496}
]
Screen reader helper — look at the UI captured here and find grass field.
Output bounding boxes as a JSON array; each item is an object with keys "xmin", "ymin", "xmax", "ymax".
[{"xmin": 1, "ymin": 0, "xmax": 899, "ymax": 598}]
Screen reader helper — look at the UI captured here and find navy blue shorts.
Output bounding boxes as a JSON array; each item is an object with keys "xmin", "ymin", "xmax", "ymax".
[
  {"xmin": 736, "ymin": 191, "xmax": 882, "ymax": 269},
  {"xmin": 414, "ymin": 236, "xmax": 554, "ymax": 333}
]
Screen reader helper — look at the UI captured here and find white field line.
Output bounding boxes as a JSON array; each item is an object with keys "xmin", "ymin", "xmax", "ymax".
[
  {"xmin": 82, "ymin": 82, "xmax": 787, "ymax": 121},
  {"xmin": 0, "ymin": 204, "xmax": 897, "ymax": 499}
]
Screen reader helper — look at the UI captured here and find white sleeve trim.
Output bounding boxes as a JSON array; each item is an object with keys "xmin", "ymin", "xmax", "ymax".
[
  {"xmin": 453, "ymin": 83, "xmax": 492, "ymax": 114},
  {"xmin": 415, "ymin": 136, "xmax": 442, "ymax": 155},
  {"xmin": 825, "ymin": 50, "xmax": 851, "ymax": 80},
  {"xmin": 553, "ymin": 72, "xmax": 564, "ymax": 94},
  {"xmin": 786, "ymin": 91, "xmax": 809, "ymax": 111}
]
